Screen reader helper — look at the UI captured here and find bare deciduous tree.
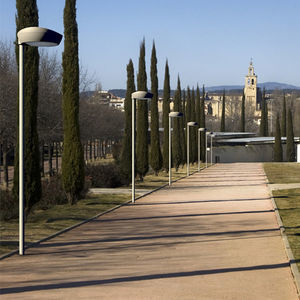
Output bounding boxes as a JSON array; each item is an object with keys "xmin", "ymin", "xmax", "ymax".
[
  {"xmin": 79, "ymin": 101, "xmax": 124, "ymax": 142},
  {"xmin": 0, "ymin": 41, "xmax": 17, "ymax": 187}
]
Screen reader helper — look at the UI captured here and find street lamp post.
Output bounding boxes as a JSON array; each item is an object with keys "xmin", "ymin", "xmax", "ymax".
[
  {"xmin": 198, "ymin": 128, "xmax": 206, "ymax": 171},
  {"xmin": 187, "ymin": 121, "xmax": 198, "ymax": 176},
  {"xmin": 205, "ymin": 131, "xmax": 208, "ymax": 168},
  {"xmin": 17, "ymin": 27, "xmax": 62, "ymax": 255},
  {"xmin": 209, "ymin": 132, "xmax": 215, "ymax": 165},
  {"xmin": 169, "ymin": 112, "xmax": 183, "ymax": 185},
  {"xmin": 131, "ymin": 91, "xmax": 153, "ymax": 203}
]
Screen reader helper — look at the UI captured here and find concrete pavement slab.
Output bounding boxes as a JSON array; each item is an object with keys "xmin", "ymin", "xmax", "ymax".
[{"xmin": 0, "ymin": 163, "xmax": 298, "ymax": 299}]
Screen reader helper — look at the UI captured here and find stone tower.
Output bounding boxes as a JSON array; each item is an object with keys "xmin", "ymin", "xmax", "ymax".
[{"xmin": 244, "ymin": 59, "xmax": 258, "ymax": 109}]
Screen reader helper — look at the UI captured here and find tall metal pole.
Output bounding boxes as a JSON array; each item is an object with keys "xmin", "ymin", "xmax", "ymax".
[
  {"xmin": 205, "ymin": 133, "xmax": 208, "ymax": 168},
  {"xmin": 198, "ymin": 130, "xmax": 200, "ymax": 171},
  {"xmin": 187, "ymin": 125, "xmax": 190, "ymax": 176},
  {"xmin": 211, "ymin": 135, "xmax": 213, "ymax": 165},
  {"xmin": 19, "ymin": 44, "xmax": 24, "ymax": 255},
  {"xmin": 169, "ymin": 116, "xmax": 172, "ymax": 185},
  {"xmin": 132, "ymin": 98, "xmax": 135, "ymax": 203},
  {"xmin": 271, "ymin": 99, "xmax": 273, "ymax": 135}
]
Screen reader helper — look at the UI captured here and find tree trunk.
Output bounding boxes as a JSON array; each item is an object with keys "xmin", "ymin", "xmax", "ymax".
[
  {"xmin": 0, "ymin": 143, "xmax": 2, "ymax": 185},
  {"xmin": 55, "ymin": 142, "xmax": 59, "ymax": 173},
  {"xmin": 48, "ymin": 142, "xmax": 53, "ymax": 176},
  {"xmin": 41, "ymin": 141, "xmax": 45, "ymax": 177},
  {"xmin": 89, "ymin": 140, "xmax": 92, "ymax": 160},
  {"xmin": 93, "ymin": 140, "xmax": 96, "ymax": 160},
  {"xmin": 96, "ymin": 139, "xmax": 99, "ymax": 159},
  {"xmin": 84, "ymin": 143, "xmax": 87, "ymax": 161},
  {"xmin": 2, "ymin": 141, "xmax": 9, "ymax": 189}
]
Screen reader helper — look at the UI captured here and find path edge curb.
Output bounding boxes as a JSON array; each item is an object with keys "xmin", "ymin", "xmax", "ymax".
[{"xmin": 264, "ymin": 170, "xmax": 300, "ymax": 297}]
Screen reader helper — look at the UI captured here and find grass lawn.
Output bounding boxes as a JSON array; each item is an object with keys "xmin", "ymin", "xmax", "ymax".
[
  {"xmin": 0, "ymin": 162, "xmax": 203, "ymax": 257},
  {"xmin": 264, "ymin": 162, "xmax": 300, "ymax": 184},
  {"xmin": 264, "ymin": 162, "xmax": 300, "ymax": 270},
  {"xmin": 0, "ymin": 193, "xmax": 131, "ymax": 257}
]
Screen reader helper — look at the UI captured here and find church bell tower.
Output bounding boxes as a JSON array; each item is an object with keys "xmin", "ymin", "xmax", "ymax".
[{"xmin": 244, "ymin": 59, "xmax": 258, "ymax": 109}]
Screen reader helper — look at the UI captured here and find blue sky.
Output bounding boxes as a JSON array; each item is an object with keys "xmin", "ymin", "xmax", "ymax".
[{"xmin": 1, "ymin": 0, "xmax": 300, "ymax": 90}]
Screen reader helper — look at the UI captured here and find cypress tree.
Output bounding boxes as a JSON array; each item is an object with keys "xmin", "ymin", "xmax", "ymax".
[
  {"xmin": 200, "ymin": 85, "xmax": 206, "ymax": 161},
  {"xmin": 172, "ymin": 76, "xmax": 183, "ymax": 170},
  {"xmin": 182, "ymin": 90, "xmax": 186, "ymax": 130},
  {"xmin": 220, "ymin": 89, "xmax": 226, "ymax": 132},
  {"xmin": 14, "ymin": 0, "xmax": 42, "ymax": 215},
  {"xmin": 185, "ymin": 87, "xmax": 191, "ymax": 164},
  {"xmin": 259, "ymin": 95, "xmax": 265, "ymax": 136},
  {"xmin": 260, "ymin": 87, "xmax": 268, "ymax": 136},
  {"xmin": 186, "ymin": 86, "xmax": 191, "ymax": 123},
  {"xmin": 191, "ymin": 88, "xmax": 197, "ymax": 163},
  {"xmin": 265, "ymin": 94, "xmax": 269, "ymax": 136},
  {"xmin": 150, "ymin": 42, "xmax": 162, "ymax": 175},
  {"xmin": 181, "ymin": 90, "xmax": 187, "ymax": 164},
  {"xmin": 136, "ymin": 39, "xmax": 148, "ymax": 180},
  {"xmin": 162, "ymin": 60, "xmax": 170, "ymax": 171},
  {"xmin": 184, "ymin": 86, "xmax": 194, "ymax": 163},
  {"xmin": 240, "ymin": 92, "xmax": 245, "ymax": 132},
  {"xmin": 281, "ymin": 93, "xmax": 287, "ymax": 137},
  {"xmin": 62, "ymin": 0, "xmax": 85, "ymax": 204},
  {"xmin": 196, "ymin": 85, "xmax": 201, "ymax": 127},
  {"xmin": 286, "ymin": 108, "xmax": 295, "ymax": 162},
  {"xmin": 120, "ymin": 59, "xmax": 135, "ymax": 184},
  {"xmin": 274, "ymin": 113, "xmax": 283, "ymax": 162}
]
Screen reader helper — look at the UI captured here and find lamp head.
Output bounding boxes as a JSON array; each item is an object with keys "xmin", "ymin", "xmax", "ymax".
[
  {"xmin": 169, "ymin": 112, "xmax": 183, "ymax": 118},
  {"xmin": 131, "ymin": 91, "xmax": 153, "ymax": 100},
  {"xmin": 18, "ymin": 27, "xmax": 62, "ymax": 47},
  {"xmin": 187, "ymin": 121, "xmax": 198, "ymax": 127}
]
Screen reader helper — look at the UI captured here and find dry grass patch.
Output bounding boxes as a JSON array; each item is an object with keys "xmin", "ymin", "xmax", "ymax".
[
  {"xmin": 272, "ymin": 189, "xmax": 300, "ymax": 270},
  {"xmin": 264, "ymin": 162, "xmax": 300, "ymax": 270},
  {"xmin": 264, "ymin": 162, "xmax": 300, "ymax": 184}
]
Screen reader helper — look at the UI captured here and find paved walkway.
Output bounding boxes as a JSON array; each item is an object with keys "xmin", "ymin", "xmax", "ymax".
[{"xmin": 0, "ymin": 163, "xmax": 298, "ymax": 299}]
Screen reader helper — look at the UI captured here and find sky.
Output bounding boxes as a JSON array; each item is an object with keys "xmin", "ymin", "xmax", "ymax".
[{"xmin": 1, "ymin": 0, "xmax": 300, "ymax": 90}]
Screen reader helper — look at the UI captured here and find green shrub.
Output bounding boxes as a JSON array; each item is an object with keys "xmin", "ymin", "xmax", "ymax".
[
  {"xmin": 0, "ymin": 189, "xmax": 18, "ymax": 221},
  {"xmin": 38, "ymin": 175, "xmax": 67, "ymax": 209},
  {"xmin": 85, "ymin": 162, "xmax": 124, "ymax": 188},
  {"xmin": 112, "ymin": 142, "xmax": 122, "ymax": 163}
]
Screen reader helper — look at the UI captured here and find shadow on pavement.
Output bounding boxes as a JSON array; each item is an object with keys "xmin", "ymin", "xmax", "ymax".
[
  {"xmin": 134, "ymin": 197, "xmax": 271, "ymax": 206},
  {"xmin": 96, "ymin": 210, "xmax": 275, "ymax": 223},
  {"xmin": 33, "ymin": 227, "xmax": 279, "ymax": 248},
  {"xmin": 0, "ymin": 261, "xmax": 295, "ymax": 295}
]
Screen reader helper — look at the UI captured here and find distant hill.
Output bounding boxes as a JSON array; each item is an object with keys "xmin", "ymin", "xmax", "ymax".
[
  {"xmin": 206, "ymin": 82, "xmax": 300, "ymax": 92},
  {"xmin": 106, "ymin": 82, "xmax": 300, "ymax": 98},
  {"xmin": 257, "ymin": 82, "xmax": 300, "ymax": 90}
]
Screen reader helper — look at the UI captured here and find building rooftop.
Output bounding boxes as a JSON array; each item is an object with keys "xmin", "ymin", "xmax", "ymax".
[{"xmin": 217, "ymin": 136, "xmax": 300, "ymax": 145}]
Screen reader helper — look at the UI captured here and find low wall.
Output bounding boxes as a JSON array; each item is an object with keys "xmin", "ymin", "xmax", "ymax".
[{"xmin": 211, "ymin": 144, "xmax": 287, "ymax": 163}]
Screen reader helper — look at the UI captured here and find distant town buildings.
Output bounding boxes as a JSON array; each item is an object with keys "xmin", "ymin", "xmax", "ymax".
[
  {"xmin": 88, "ymin": 90, "xmax": 125, "ymax": 111},
  {"xmin": 88, "ymin": 61, "xmax": 265, "ymax": 121}
]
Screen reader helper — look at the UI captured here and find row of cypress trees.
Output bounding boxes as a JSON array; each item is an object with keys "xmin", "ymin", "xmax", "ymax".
[
  {"xmin": 260, "ymin": 91, "xmax": 296, "ymax": 162},
  {"xmin": 120, "ymin": 40, "xmax": 207, "ymax": 182},
  {"xmin": 274, "ymin": 106, "xmax": 295, "ymax": 162}
]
